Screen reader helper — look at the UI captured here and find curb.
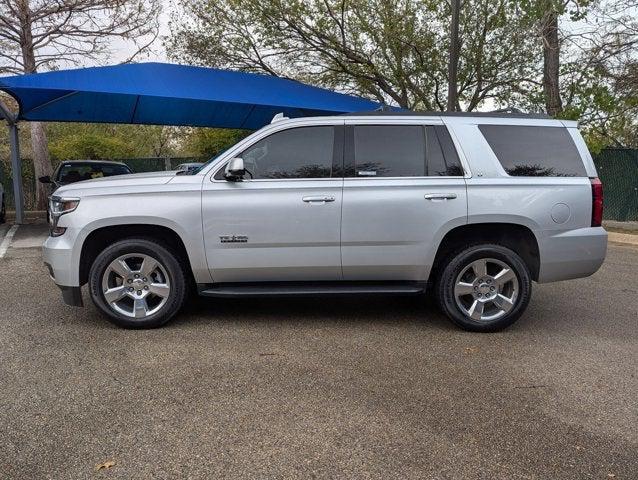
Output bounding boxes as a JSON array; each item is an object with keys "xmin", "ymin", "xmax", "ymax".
[{"xmin": 608, "ymin": 232, "xmax": 638, "ymax": 247}]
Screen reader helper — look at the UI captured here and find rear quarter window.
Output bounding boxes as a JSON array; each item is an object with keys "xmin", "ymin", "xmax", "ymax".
[{"xmin": 479, "ymin": 125, "xmax": 587, "ymax": 177}]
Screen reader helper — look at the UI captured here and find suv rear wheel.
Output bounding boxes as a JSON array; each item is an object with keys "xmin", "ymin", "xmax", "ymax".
[
  {"xmin": 88, "ymin": 238, "xmax": 186, "ymax": 328},
  {"xmin": 436, "ymin": 244, "xmax": 532, "ymax": 332},
  {"xmin": 0, "ymin": 197, "xmax": 5, "ymax": 224}
]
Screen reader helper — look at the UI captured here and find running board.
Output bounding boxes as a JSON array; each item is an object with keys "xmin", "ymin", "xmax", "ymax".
[{"xmin": 198, "ymin": 282, "xmax": 426, "ymax": 298}]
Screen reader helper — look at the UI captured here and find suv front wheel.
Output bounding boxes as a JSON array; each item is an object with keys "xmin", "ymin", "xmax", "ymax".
[
  {"xmin": 88, "ymin": 238, "xmax": 187, "ymax": 328},
  {"xmin": 436, "ymin": 244, "xmax": 532, "ymax": 332}
]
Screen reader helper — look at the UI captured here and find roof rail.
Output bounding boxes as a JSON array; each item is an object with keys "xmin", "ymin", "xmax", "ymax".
[
  {"xmin": 341, "ymin": 110, "xmax": 551, "ymax": 119},
  {"xmin": 489, "ymin": 107, "xmax": 524, "ymax": 114}
]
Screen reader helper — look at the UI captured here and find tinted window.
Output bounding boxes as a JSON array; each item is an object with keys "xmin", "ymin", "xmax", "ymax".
[
  {"xmin": 56, "ymin": 163, "xmax": 131, "ymax": 183},
  {"xmin": 427, "ymin": 126, "xmax": 464, "ymax": 176},
  {"xmin": 354, "ymin": 125, "xmax": 424, "ymax": 177},
  {"xmin": 352, "ymin": 125, "xmax": 463, "ymax": 177},
  {"xmin": 479, "ymin": 125, "xmax": 586, "ymax": 177},
  {"xmin": 238, "ymin": 126, "xmax": 334, "ymax": 179}
]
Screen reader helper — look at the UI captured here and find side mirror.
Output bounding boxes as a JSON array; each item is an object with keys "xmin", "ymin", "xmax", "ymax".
[
  {"xmin": 39, "ymin": 175, "xmax": 52, "ymax": 184},
  {"xmin": 224, "ymin": 157, "xmax": 246, "ymax": 181}
]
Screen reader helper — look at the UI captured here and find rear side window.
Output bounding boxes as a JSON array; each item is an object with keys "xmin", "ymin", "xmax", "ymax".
[
  {"xmin": 479, "ymin": 125, "xmax": 586, "ymax": 177},
  {"xmin": 349, "ymin": 125, "xmax": 463, "ymax": 177}
]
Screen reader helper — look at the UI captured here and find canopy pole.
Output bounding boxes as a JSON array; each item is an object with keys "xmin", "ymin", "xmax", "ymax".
[{"xmin": 0, "ymin": 100, "xmax": 24, "ymax": 224}]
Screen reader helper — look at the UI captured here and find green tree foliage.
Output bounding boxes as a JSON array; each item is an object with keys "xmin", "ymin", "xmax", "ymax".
[
  {"xmin": 166, "ymin": 0, "xmax": 637, "ymax": 148},
  {"xmin": 183, "ymin": 128, "xmax": 252, "ymax": 158},
  {"xmin": 46, "ymin": 123, "xmax": 187, "ymax": 162},
  {"xmin": 166, "ymin": 0, "xmax": 538, "ymax": 111}
]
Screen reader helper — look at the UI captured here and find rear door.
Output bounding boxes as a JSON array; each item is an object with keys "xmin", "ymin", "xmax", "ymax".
[{"xmin": 341, "ymin": 120, "xmax": 468, "ymax": 281}]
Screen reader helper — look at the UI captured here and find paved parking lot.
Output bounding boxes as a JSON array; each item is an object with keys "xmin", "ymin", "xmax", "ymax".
[{"xmin": 0, "ymin": 223, "xmax": 636, "ymax": 479}]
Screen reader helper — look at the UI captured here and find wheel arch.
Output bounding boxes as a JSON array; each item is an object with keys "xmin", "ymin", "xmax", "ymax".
[
  {"xmin": 78, "ymin": 222, "xmax": 198, "ymax": 287},
  {"xmin": 430, "ymin": 222, "xmax": 541, "ymax": 283}
]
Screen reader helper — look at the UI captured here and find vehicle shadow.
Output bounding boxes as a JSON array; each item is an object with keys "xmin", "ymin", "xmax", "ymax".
[{"xmin": 174, "ymin": 292, "xmax": 455, "ymax": 331}]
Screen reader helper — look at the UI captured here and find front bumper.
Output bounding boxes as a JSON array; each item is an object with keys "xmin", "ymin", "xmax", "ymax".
[{"xmin": 43, "ymin": 228, "xmax": 84, "ymax": 306}]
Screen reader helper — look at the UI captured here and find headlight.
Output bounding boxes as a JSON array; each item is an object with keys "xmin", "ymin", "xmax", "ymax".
[
  {"xmin": 50, "ymin": 196, "xmax": 80, "ymax": 216},
  {"xmin": 49, "ymin": 196, "xmax": 80, "ymax": 237}
]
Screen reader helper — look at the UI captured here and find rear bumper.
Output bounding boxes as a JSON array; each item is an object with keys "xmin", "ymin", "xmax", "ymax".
[{"xmin": 537, "ymin": 227, "xmax": 607, "ymax": 283}]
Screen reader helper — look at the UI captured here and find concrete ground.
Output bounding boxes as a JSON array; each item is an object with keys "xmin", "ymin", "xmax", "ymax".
[{"xmin": 0, "ymin": 223, "xmax": 636, "ymax": 479}]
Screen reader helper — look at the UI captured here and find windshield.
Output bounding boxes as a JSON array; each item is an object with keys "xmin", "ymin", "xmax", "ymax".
[{"xmin": 56, "ymin": 163, "xmax": 132, "ymax": 184}]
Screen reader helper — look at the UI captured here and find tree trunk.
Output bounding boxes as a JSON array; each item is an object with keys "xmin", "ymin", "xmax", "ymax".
[
  {"xmin": 17, "ymin": 0, "xmax": 53, "ymax": 209},
  {"xmin": 447, "ymin": 0, "xmax": 461, "ymax": 111},
  {"xmin": 541, "ymin": 10, "xmax": 563, "ymax": 117}
]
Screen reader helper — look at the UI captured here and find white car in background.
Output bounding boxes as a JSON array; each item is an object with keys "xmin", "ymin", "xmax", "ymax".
[{"xmin": 175, "ymin": 162, "xmax": 204, "ymax": 174}]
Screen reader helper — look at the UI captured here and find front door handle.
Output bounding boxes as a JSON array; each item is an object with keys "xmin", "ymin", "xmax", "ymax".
[
  {"xmin": 303, "ymin": 195, "xmax": 335, "ymax": 203},
  {"xmin": 424, "ymin": 193, "xmax": 457, "ymax": 201}
]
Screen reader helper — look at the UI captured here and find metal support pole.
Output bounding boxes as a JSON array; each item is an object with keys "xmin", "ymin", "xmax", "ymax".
[
  {"xmin": 0, "ymin": 99, "xmax": 25, "ymax": 224},
  {"xmin": 8, "ymin": 123, "xmax": 24, "ymax": 224}
]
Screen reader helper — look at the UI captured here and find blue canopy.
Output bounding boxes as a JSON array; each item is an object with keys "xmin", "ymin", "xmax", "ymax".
[{"xmin": 0, "ymin": 62, "xmax": 381, "ymax": 129}]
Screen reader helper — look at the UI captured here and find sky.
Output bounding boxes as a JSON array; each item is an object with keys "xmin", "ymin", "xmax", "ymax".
[{"xmin": 107, "ymin": 1, "xmax": 172, "ymax": 66}]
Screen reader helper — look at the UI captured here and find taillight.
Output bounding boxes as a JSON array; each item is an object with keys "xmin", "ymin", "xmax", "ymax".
[{"xmin": 591, "ymin": 177, "xmax": 603, "ymax": 227}]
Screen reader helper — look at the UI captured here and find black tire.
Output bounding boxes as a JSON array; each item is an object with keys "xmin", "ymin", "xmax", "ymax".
[
  {"xmin": 0, "ymin": 198, "xmax": 5, "ymax": 224},
  {"xmin": 88, "ymin": 238, "xmax": 187, "ymax": 329},
  {"xmin": 436, "ymin": 244, "xmax": 531, "ymax": 332}
]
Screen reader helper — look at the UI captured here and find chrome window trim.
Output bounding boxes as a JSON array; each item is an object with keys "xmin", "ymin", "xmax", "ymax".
[
  {"xmin": 343, "ymin": 176, "xmax": 467, "ymax": 181},
  {"xmin": 212, "ymin": 177, "xmax": 342, "ymax": 184}
]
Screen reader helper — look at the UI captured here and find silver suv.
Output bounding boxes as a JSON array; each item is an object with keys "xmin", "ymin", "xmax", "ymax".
[{"xmin": 43, "ymin": 112, "xmax": 607, "ymax": 331}]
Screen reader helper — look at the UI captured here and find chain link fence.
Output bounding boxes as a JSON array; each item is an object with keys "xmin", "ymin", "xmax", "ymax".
[
  {"xmin": 592, "ymin": 148, "xmax": 638, "ymax": 222},
  {"xmin": 0, "ymin": 158, "xmax": 37, "ymax": 211},
  {"xmin": 1, "ymin": 150, "xmax": 637, "ymax": 221}
]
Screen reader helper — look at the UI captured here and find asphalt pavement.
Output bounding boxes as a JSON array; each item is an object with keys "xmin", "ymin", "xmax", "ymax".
[{"xmin": 0, "ymin": 225, "xmax": 636, "ymax": 479}]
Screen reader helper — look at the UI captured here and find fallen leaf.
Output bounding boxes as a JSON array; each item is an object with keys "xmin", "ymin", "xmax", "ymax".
[
  {"xmin": 464, "ymin": 347, "xmax": 479, "ymax": 354},
  {"xmin": 607, "ymin": 474, "xmax": 616, "ymax": 478},
  {"xmin": 95, "ymin": 460, "xmax": 116, "ymax": 471}
]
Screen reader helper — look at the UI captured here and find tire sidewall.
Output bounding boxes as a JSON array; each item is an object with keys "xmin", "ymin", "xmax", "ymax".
[
  {"xmin": 89, "ymin": 238, "xmax": 186, "ymax": 328},
  {"xmin": 438, "ymin": 244, "xmax": 532, "ymax": 332}
]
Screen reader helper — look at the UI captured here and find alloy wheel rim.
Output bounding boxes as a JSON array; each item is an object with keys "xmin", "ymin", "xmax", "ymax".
[
  {"xmin": 101, "ymin": 253, "xmax": 170, "ymax": 319},
  {"xmin": 454, "ymin": 257, "xmax": 519, "ymax": 322}
]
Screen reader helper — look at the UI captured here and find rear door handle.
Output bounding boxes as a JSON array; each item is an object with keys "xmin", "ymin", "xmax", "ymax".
[
  {"xmin": 424, "ymin": 193, "xmax": 457, "ymax": 200},
  {"xmin": 302, "ymin": 195, "xmax": 335, "ymax": 203}
]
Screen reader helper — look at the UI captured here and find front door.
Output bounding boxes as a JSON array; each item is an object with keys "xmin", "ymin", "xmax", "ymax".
[
  {"xmin": 202, "ymin": 123, "xmax": 344, "ymax": 283},
  {"xmin": 341, "ymin": 121, "xmax": 468, "ymax": 281}
]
